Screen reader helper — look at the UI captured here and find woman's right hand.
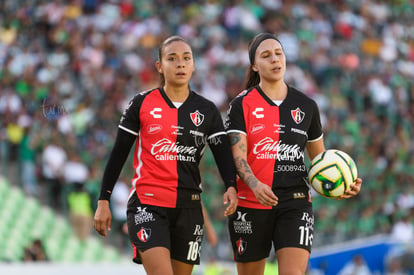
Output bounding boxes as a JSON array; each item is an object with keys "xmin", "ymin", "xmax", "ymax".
[
  {"xmin": 94, "ymin": 200, "xmax": 112, "ymax": 237},
  {"xmin": 251, "ymin": 182, "xmax": 278, "ymax": 207}
]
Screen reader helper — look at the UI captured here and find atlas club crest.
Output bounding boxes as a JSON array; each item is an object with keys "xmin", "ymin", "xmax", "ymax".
[
  {"xmin": 137, "ymin": 227, "xmax": 151, "ymax": 242},
  {"xmin": 236, "ymin": 238, "xmax": 247, "ymax": 255},
  {"xmin": 291, "ymin": 107, "xmax": 305, "ymax": 124},
  {"xmin": 190, "ymin": 110, "xmax": 204, "ymax": 126}
]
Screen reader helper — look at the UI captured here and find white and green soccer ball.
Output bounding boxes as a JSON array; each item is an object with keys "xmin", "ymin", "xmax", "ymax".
[{"xmin": 308, "ymin": 149, "xmax": 358, "ymax": 198}]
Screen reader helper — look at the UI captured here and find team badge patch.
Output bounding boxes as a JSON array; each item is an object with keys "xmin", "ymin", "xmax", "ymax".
[
  {"xmin": 291, "ymin": 107, "xmax": 305, "ymax": 124},
  {"xmin": 137, "ymin": 227, "xmax": 151, "ymax": 242},
  {"xmin": 236, "ymin": 238, "xmax": 247, "ymax": 255},
  {"xmin": 190, "ymin": 110, "xmax": 204, "ymax": 126}
]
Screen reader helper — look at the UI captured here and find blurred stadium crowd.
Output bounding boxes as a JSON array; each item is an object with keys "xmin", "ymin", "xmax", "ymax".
[{"xmin": 0, "ymin": 0, "xmax": 414, "ymax": 266}]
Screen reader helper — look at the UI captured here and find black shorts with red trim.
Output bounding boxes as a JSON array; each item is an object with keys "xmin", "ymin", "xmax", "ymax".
[
  {"xmin": 126, "ymin": 193, "xmax": 204, "ymax": 265},
  {"xmin": 227, "ymin": 198, "xmax": 313, "ymax": 262}
]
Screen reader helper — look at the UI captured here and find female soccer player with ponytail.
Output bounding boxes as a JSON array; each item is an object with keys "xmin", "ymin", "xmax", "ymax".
[
  {"xmin": 226, "ymin": 33, "xmax": 362, "ymax": 275},
  {"xmin": 94, "ymin": 36, "xmax": 238, "ymax": 275}
]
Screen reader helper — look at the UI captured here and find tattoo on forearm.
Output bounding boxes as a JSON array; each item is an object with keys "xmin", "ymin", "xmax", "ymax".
[
  {"xmin": 239, "ymin": 142, "xmax": 247, "ymax": 153},
  {"xmin": 229, "ymin": 133, "xmax": 240, "ymax": 145},
  {"xmin": 229, "ymin": 133, "xmax": 258, "ymax": 188},
  {"xmin": 246, "ymin": 176, "xmax": 258, "ymax": 188},
  {"xmin": 234, "ymin": 157, "xmax": 258, "ymax": 189},
  {"xmin": 229, "ymin": 133, "xmax": 247, "ymax": 152}
]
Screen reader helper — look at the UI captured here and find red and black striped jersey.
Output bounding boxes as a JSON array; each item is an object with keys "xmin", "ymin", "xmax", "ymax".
[
  {"xmin": 225, "ymin": 85, "xmax": 323, "ymax": 209},
  {"xmin": 119, "ymin": 87, "xmax": 227, "ymax": 208}
]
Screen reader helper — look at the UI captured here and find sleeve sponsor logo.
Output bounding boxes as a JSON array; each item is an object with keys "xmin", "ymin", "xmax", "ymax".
[
  {"xmin": 224, "ymin": 105, "xmax": 232, "ymax": 129},
  {"xmin": 120, "ymin": 100, "xmax": 134, "ymax": 123}
]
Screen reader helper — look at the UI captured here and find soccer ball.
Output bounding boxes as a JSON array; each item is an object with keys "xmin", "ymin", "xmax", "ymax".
[{"xmin": 308, "ymin": 149, "xmax": 357, "ymax": 198}]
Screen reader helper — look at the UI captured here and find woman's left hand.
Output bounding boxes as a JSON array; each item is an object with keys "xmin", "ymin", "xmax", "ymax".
[{"xmin": 338, "ymin": 178, "xmax": 362, "ymax": 199}]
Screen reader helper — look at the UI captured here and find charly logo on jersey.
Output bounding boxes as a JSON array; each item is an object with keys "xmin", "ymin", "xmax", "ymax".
[
  {"xmin": 252, "ymin": 107, "xmax": 264, "ymax": 118},
  {"xmin": 236, "ymin": 238, "xmax": 247, "ymax": 255},
  {"xmin": 251, "ymin": 124, "xmax": 265, "ymax": 134},
  {"xmin": 151, "ymin": 138, "xmax": 197, "ymax": 162},
  {"xmin": 150, "ymin": 107, "xmax": 162, "ymax": 118},
  {"xmin": 291, "ymin": 107, "xmax": 305, "ymax": 124},
  {"xmin": 233, "ymin": 211, "xmax": 252, "ymax": 234},
  {"xmin": 253, "ymin": 137, "xmax": 304, "ymax": 161},
  {"xmin": 190, "ymin": 110, "xmax": 204, "ymax": 126},
  {"xmin": 147, "ymin": 124, "xmax": 162, "ymax": 134},
  {"xmin": 137, "ymin": 227, "xmax": 151, "ymax": 242},
  {"xmin": 134, "ymin": 207, "xmax": 155, "ymax": 225}
]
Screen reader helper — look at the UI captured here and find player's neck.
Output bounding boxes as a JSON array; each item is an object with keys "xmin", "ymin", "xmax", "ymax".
[
  {"xmin": 259, "ymin": 81, "xmax": 287, "ymax": 101},
  {"xmin": 163, "ymin": 84, "xmax": 190, "ymax": 102}
]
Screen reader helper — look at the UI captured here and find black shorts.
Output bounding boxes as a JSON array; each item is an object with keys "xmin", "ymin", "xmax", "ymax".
[
  {"xmin": 227, "ymin": 199, "xmax": 313, "ymax": 262},
  {"xmin": 127, "ymin": 193, "xmax": 204, "ymax": 265}
]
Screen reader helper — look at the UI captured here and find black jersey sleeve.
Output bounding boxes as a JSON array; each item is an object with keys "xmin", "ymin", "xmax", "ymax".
[
  {"xmin": 225, "ymin": 95, "xmax": 246, "ymax": 134},
  {"xmin": 206, "ymin": 102, "xmax": 227, "ymax": 137},
  {"xmin": 119, "ymin": 93, "xmax": 144, "ymax": 136},
  {"xmin": 208, "ymin": 133, "xmax": 237, "ymax": 191},
  {"xmin": 98, "ymin": 128, "xmax": 136, "ymax": 200},
  {"xmin": 206, "ymin": 103, "xmax": 237, "ymax": 190},
  {"xmin": 307, "ymin": 99, "xmax": 323, "ymax": 141}
]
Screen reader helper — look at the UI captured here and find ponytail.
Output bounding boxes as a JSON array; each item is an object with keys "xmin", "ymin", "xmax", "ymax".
[{"xmin": 243, "ymin": 66, "xmax": 260, "ymax": 89}]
